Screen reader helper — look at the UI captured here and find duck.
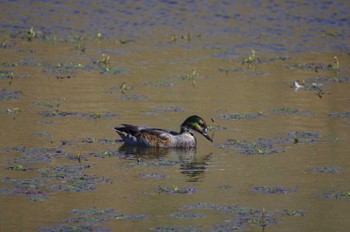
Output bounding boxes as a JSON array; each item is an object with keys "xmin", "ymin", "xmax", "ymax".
[{"xmin": 114, "ymin": 115, "xmax": 213, "ymax": 147}]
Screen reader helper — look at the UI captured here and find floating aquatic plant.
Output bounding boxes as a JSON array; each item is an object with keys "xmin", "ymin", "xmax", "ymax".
[
  {"xmin": 219, "ymin": 131, "xmax": 320, "ymax": 155},
  {"xmin": 252, "ymin": 186, "xmax": 297, "ymax": 194},
  {"xmin": 312, "ymin": 167, "xmax": 342, "ymax": 174},
  {"xmin": 322, "ymin": 191, "xmax": 350, "ymax": 200},
  {"xmin": 328, "ymin": 111, "xmax": 350, "ymax": 119},
  {"xmin": 287, "ymin": 56, "xmax": 339, "ymax": 72},
  {"xmin": 156, "ymin": 185, "xmax": 196, "ymax": 194},
  {"xmin": 219, "ymin": 112, "xmax": 263, "ymax": 120},
  {"xmin": 40, "ymin": 110, "xmax": 118, "ymax": 119},
  {"xmin": 0, "ymin": 89, "xmax": 22, "ymax": 100}
]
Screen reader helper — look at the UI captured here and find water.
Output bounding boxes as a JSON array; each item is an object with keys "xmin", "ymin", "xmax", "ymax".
[{"xmin": 0, "ymin": 1, "xmax": 350, "ymax": 231}]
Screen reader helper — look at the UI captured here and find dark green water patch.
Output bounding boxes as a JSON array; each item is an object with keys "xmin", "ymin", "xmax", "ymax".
[
  {"xmin": 252, "ymin": 186, "xmax": 297, "ymax": 194},
  {"xmin": 0, "ymin": 89, "xmax": 22, "ymax": 100},
  {"xmin": 313, "ymin": 167, "xmax": 342, "ymax": 174},
  {"xmin": 40, "ymin": 110, "xmax": 118, "ymax": 119}
]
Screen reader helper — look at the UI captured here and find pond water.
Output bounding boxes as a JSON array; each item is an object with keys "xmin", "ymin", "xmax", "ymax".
[{"xmin": 0, "ymin": 1, "xmax": 350, "ymax": 231}]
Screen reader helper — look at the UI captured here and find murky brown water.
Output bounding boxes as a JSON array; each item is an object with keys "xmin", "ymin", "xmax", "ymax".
[{"xmin": 1, "ymin": 1, "xmax": 350, "ymax": 231}]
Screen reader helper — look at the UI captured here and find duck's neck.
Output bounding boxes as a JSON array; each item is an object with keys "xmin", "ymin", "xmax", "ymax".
[{"xmin": 180, "ymin": 126, "xmax": 191, "ymax": 134}]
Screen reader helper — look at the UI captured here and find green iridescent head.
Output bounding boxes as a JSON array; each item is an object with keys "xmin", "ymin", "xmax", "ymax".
[{"xmin": 181, "ymin": 115, "xmax": 213, "ymax": 142}]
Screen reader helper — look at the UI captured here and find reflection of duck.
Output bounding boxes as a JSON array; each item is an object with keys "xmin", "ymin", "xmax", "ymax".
[
  {"xmin": 118, "ymin": 144, "xmax": 209, "ymax": 182},
  {"xmin": 114, "ymin": 115, "xmax": 213, "ymax": 147}
]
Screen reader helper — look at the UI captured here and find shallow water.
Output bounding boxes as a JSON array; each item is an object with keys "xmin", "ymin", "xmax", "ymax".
[{"xmin": 1, "ymin": 1, "xmax": 350, "ymax": 231}]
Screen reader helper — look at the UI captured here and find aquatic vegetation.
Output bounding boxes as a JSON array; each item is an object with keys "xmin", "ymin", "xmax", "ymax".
[
  {"xmin": 156, "ymin": 185, "xmax": 197, "ymax": 194},
  {"xmin": 181, "ymin": 203, "xmax": 302, "ymax": 230},
  {"xmin": 252, "ymin": 186, "xmax": 297, "ymax": 194},
  {"xmin": 218, "ymin": 112, "xmax": 263, "ymax": 120},
  {"xmin": 32, "ymin": 101, "xmax": 60, "ymax": 108},
  {"xmin": 219, "ymin": 131, "xmax": 319, "ymax": 155},
  {"xmin": 119, "ymin": 82, "xmax": 132, "ymax": 94},
  {"xmin": 128, "ymin": 159, "xmax": 180, "ymax": 167},
  {"xmin": 0, "ymin": 70, "xmax": 14, "ymax": 79},
  {"xmin": 287, "ymin": 56, "xmax": 339, "ymax": 72},
  {"xmin": 328, "ymin": 111, "xmax": 350, "ymax": 119},
  {"xmin": 89, "ymin": 150, "xmax": 124, "ymax": 158},
  {"xmin": 312, "ymin": 167, "xmax": 342, "ymax": 174},
  {"xmin": 40, "ymin": 110, "xmax": 118, "ymax": 119},
  {"xmin": 152, "ymin": 106, "xmax": 185, "ymax": 113},
  {"xmin": 5, "ymin": 165, "xmax": 36, "ymax": 171},
  {"xmin": 242, "ymin": 50, "xmax": 260, "ymax": 64},
  {"xmin": 117, "ymin": 94, "xmax": 148, "ymax": 100},
  {"xmin": 322, "ymin": 191, "xmax": 350, "ymax": 200},
  {"xmin": 169, "ymin": 211, "xmax": 205, "ymax": 219},
  {"xmin": 139, "ymin": 173, "xmax": 168, "ymax": 179},
  {"xmin": 142, "ymin": 81, "xmax": 175, "ymax": 87},
  {"xmin": 273, "ymin": 107, "xmax": 314, "ymax": 116},
  {"xmin": 224, "ymin": 138, "xmax": 282, "ymax": 155},
  {"xmin": 0, "ymin": 89, "xmax": 22, "ymax": 100},
  {"xmin": 1, "ymin": 107, "xmax": 22, "ymax": 115},
  {"xmin": 40, "ymin": 208, "xmax": 146, "ymax": 232}
]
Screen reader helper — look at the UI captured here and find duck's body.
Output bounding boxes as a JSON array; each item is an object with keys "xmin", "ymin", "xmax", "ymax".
[{"xmin": 114, "ymin": 115, "xmax": 213, "ymax": 148}]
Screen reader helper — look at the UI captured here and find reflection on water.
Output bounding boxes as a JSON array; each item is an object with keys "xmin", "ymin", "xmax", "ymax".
[{"xmin": 119, "ymin": 144, "xmax": 209, "ymax": 182}]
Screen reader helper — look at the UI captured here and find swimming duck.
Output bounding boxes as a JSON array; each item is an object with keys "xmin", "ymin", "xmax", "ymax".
[{"xmin": 114, "ymin": 115, "xmax": 213, "ymax": 147}]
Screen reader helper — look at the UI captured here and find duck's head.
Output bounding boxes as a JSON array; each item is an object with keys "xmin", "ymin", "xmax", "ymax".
[{"xmin": 181, "ymin": 115, "xmax": 213, "ymax": 142}]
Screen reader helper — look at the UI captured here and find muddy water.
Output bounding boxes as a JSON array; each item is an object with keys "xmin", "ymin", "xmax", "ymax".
[{"xmin": 1, "ymin": 1, "xmax": 350, "ymax": 231}]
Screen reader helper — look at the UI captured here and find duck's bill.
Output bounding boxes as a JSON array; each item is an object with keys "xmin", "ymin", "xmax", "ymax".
[{"xmin": 201, "ymin": 131, "xmax": 213, "ymax": 142}]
